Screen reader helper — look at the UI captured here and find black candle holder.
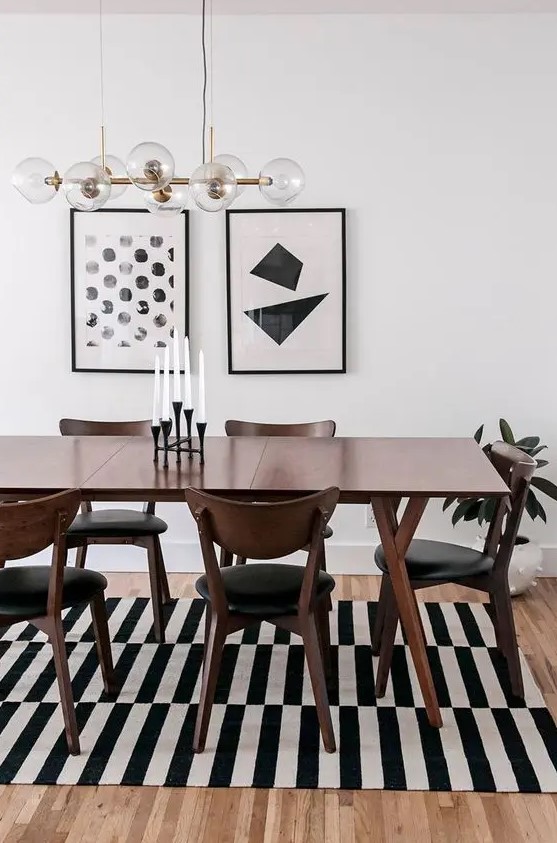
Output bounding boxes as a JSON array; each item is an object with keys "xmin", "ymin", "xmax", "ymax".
[
  {"xmin": 150, "ymin": 424, "xmax": 161, "ymax": 462},
  {"xmin": 184, "ymin": 407, "xmax": 194, "ymax": 454},
  {"xmin": 160, "ymin": 418, "xmax": 172, "ymax": 468},
  {"xmin": 172, "ymin": 400, "xmax": 183, "ymax": 463},
  {"xmin": 196, "ymin": 421, "xmax": 207, "ymax": 465},
  {"xmin": 151, "ymin": 410, "xmax": 206, "ymax": 466}
]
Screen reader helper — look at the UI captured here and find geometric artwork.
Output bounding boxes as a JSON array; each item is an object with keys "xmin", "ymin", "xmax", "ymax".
[
  {"xmin": 226, "ymin": 209, "xmax": 346, "ymax": 374},
  {"xmin": 244, "ymin": 293, "xmax": 328, "ymax": 345},
  {"xmin": 250, "ymin": 243, "xmax": 303, "ymax": 291},
  {"xmin": 70, "ymin": 209, "xmax": 189, "ymax": 373}
]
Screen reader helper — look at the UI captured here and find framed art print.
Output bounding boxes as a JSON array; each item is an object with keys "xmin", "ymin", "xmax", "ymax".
[
  {"xmin": 226, "ymin": 208, "xmax": 346, "ymax": 374},
  {"xmin": 70, "ymin": 208, "xmax": 189, "ymax": 373}
]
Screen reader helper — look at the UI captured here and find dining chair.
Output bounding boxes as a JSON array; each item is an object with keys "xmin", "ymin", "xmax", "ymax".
[
  {"xmin": 59, "ymin": 418, "xmax": 171, "ymax": 643},
  {"xmin": 225, "ymin": 419, "xmax": 337, "ymax": 564},
  {"xmin": 371, "ymin": 441, "xmax": 536, "ymax": 699},
  {"xmin": 0, "ymin": 490, "xmax": 116, "ymax": 755},
  {"xmin": 185, "ymin": 485, "xmax": 340, "ymax": 753}
]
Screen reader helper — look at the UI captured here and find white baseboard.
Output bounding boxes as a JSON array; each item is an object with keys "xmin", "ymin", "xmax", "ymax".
[{"xmin": 72, "ymin": 541, "xmax": 557, "ymax": 577}]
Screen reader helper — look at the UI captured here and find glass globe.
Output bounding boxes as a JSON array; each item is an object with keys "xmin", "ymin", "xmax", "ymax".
[
  {"xmin": 144, "ymin": 185, "xmax": 188, "ymax": 217},
  {"xmin": 190, "ymin": 161, "xmax": 237, "ymax": 212},
  {"xmin": 12, "ymin": 157, "xmax": 58, "ymax": 204},
  {"xmin": 259, "ymin": 157, "xmax": 305, "ymax": 206},
  {"xmin": 62, "ymin": 162, "xmax": 111, "ymax": 211},
  {"xmin": 91, "ymin": 154, "xmax": 128, "ymax": 200},
  {"xmin": 214, "ymin": 154, "xmax": 247, "ymax": 195},
  {"xmin": 126, "ymin": 142, "xmax": 174, "ymax": 191}
]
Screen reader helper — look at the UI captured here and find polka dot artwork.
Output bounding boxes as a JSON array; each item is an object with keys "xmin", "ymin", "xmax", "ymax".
[{"xmin": 74, "ymin": 213, "xmax": 186, "ymax": 372}]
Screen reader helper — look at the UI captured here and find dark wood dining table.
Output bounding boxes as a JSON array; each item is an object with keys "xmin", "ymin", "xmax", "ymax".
[{"xmin": 0, "ymin": 434, "xmax": 509, "ymax": 728}]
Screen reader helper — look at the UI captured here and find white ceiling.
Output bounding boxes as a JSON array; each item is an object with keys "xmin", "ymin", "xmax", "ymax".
[{"xmin": 3, "ymin": 0, "xmax": 557, "ymax": 12}]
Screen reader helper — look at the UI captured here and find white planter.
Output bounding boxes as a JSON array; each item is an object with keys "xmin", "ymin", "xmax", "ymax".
[{"xmin": 473, "ymin": 535, "xmax": 543, "ymax": 596}]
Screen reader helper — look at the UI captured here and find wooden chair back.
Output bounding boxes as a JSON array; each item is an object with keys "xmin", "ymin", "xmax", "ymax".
[
  {"xmin": 59, "ymin": 419, "xmax": 152, "ymax": 436},
  {"xmin": 0, "ymin": 490, "xmax": 80, "ymax": 562},
  {"xmin": 225, "ymin": 420, "xmax": 336, "ymax": 438},
  {"xmin": 185, "ymin": 486, "xmax": 339, "ymax": 615},
  {"xmin": 186, "ymin": 487, "xmax": 339, "ymax": 560},
  {"xmin": 483, "ymin": 441, "xmax": 536, "ymax": 575}
]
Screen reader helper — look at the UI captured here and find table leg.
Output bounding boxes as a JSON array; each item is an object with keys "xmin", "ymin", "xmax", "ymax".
[{"xmin": 371, "ymin": 496, "xmax": 442, "ymax": 728}]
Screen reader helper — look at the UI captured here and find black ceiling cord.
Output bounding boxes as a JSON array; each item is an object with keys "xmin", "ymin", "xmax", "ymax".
[{"xmin": 201, "ymin": 0, "xmax": 208, "ymax": 164}]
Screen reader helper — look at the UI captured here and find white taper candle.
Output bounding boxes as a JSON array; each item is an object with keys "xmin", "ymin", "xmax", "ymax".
[
  {"xmin": 184, "ymin": 337, "xmax": 192, "ymax": 409},
  {"xmin": 162, "ymin": 345, "xmax": 171, "ymax": 420},
  {"xmin": 172, "ymin": 331, "xmax": 181, "ymax": 401},
  {"xmin": 198, "ymin": 349, "xmax": 206, "ymax": 423},
  {"xmin": 152, "ymin": 353, "xmax": 161, "ymax": 425}
]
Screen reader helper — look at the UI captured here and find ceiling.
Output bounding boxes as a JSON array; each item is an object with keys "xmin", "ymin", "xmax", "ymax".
[{"xmin": 3, "ymin": 0, "xmax": 557, "ymax": 11}]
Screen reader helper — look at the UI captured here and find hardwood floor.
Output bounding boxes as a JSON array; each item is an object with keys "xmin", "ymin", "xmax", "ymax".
[{"xmin": 1, "ymin": 573, "xmax": 557, "ymax": 843}]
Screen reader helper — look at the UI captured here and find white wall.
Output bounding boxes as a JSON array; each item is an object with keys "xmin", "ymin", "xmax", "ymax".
[{"xmin": 2, "ymin": 13, "xmax": 557, "ymax": 572}]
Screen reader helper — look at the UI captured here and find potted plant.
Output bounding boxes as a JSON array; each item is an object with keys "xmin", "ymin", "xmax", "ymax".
[{"xmin": 443, "ymin": 419, "xmax": 557, "ymax": 595}]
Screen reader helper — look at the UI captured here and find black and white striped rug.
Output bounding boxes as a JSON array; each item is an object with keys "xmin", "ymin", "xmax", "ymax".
[{"xmin": 0, "ymin": 597, "xmax": 556, "ymax": 791}]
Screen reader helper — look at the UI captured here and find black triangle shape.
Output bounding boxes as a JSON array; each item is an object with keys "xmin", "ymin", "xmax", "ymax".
[
  {"xmin": 244, "ymin": 293, "xmax": 328, "ymax": 346},
  {"xmin": 250, "ymin": 243, "xmax": 303, "ymax": 291}
]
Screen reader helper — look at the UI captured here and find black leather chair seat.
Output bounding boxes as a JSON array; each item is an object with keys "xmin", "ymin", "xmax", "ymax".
[
  {"xmin": 196, "ymin": 563, "xmax": 335, "ymax": 616},
  {"xmin": 67, "ymin": 509, "xmax": 168, "ymax": 538},
  {"xmin": 0, "ymin": 566, "xmax": 107, "ymax": 617},
  {"xmin": 375, "ymin": 539, "xmax": 494, "ymax": 581}
]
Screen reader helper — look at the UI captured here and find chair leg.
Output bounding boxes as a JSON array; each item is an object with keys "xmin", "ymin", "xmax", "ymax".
[
  {"xmin": 47, "ymin": 616, "xmax": 80, "ymax": 755},
  {"xmin": 488, "ymin": 590, "xmax": 502, "ymax": 651},
  {"xmin": 316, "ymin": 599, "xmax": 332, "ymax": 678},
  {"xmin": 319, "ymin": 546, "xmax": 333, "ymax": 612},
  {"xmin": 194, "ymin": 612, "xmax": 227, "ymax": 753},
  {"xmin": 371, "ymin": 574, "xmax": 388, "ymax": 655},
  {"xmin": 154, "ymin": 535, "xmax": 171, "ymax": 605},
  {"xmin": 493, "ymin": 585, "xmax": 524, "ymax": 698},
  {"xmin": 90, "ymin": 594, "xmax": 117, "ymax": 695},
  {"xmin": 219, "ymin": 548, "xmax": 234, "ymax": 568},
  {"xmin": 301, "ymin": 614, "xmax": 336, "ymax": 753},
  {"xmin": 146, "ymin": 537, "xmax": 166, "ymax": 644},
  {"xmin": 75, "ymin": 544, "xmax": 88, "ymax": 570},
  {"xmin": 375, "ymin": 579, "xmax": 399, "ymax": 699}
]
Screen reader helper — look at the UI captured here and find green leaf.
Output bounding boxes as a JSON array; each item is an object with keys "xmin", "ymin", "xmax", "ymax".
[
  {"xmin": 484, "ymin": 498, "xmax": 497, "ymax": 524},
  {"xmin": 442, "ymin": 497, "xmax": 456, "ymax": 512},
  {"xmin": 477, "ymin": 498, "xmax": 489, "ymax": 525},
  {"xmin": 538, "ymin": 500, "xmax": 547, "ymax": 523},
  {"xmin": 525, "ymin": 489, "xmax": 540, "ymax": 521},
  {"xmin": 516, "ymin": 436, "xmax": 540, "ymax": 449},
  {"xmin": 463, "ymin": 500, "xmax": 482, "ymax": 522},
  {"xmin": 474, "ymin": 425, "xmax": 484, "ymax": 444},
  {"xmin": 531, "ymin": 476, "xmax": 557, "ymax": 502},
  {"xmin": 499, "ymin": 419, "xmax": 515, "ymax": 444},
  {"xmin": 530, "ymin": 445, "xmax": 548, "ymax": 457},
  {"xmin": 536, "ymin": 459, "xmax": 549, "ymax": 469},
  {"xmin": 451, "ymin": 499, "xmax": 478, "ymax": 526}
]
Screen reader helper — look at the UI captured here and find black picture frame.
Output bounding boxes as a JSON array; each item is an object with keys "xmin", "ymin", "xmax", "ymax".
[
  {"xmin": 70, "ymin": 208, "xmax": 189, "ymax": 374},
  {"xmin": 226, "ymin": 208, "xmax": 346, "ymax": 375}
]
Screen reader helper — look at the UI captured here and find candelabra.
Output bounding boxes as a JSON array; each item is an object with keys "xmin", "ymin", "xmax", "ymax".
[{"xmin": 151, "ymin": 403, "xmax": 206, "ymax": 468}]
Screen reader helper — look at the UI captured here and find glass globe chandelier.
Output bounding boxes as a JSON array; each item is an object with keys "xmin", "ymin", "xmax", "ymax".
[{"xmin": 12, "ymin": 0, "xmax": 304, "ymax": 215}]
